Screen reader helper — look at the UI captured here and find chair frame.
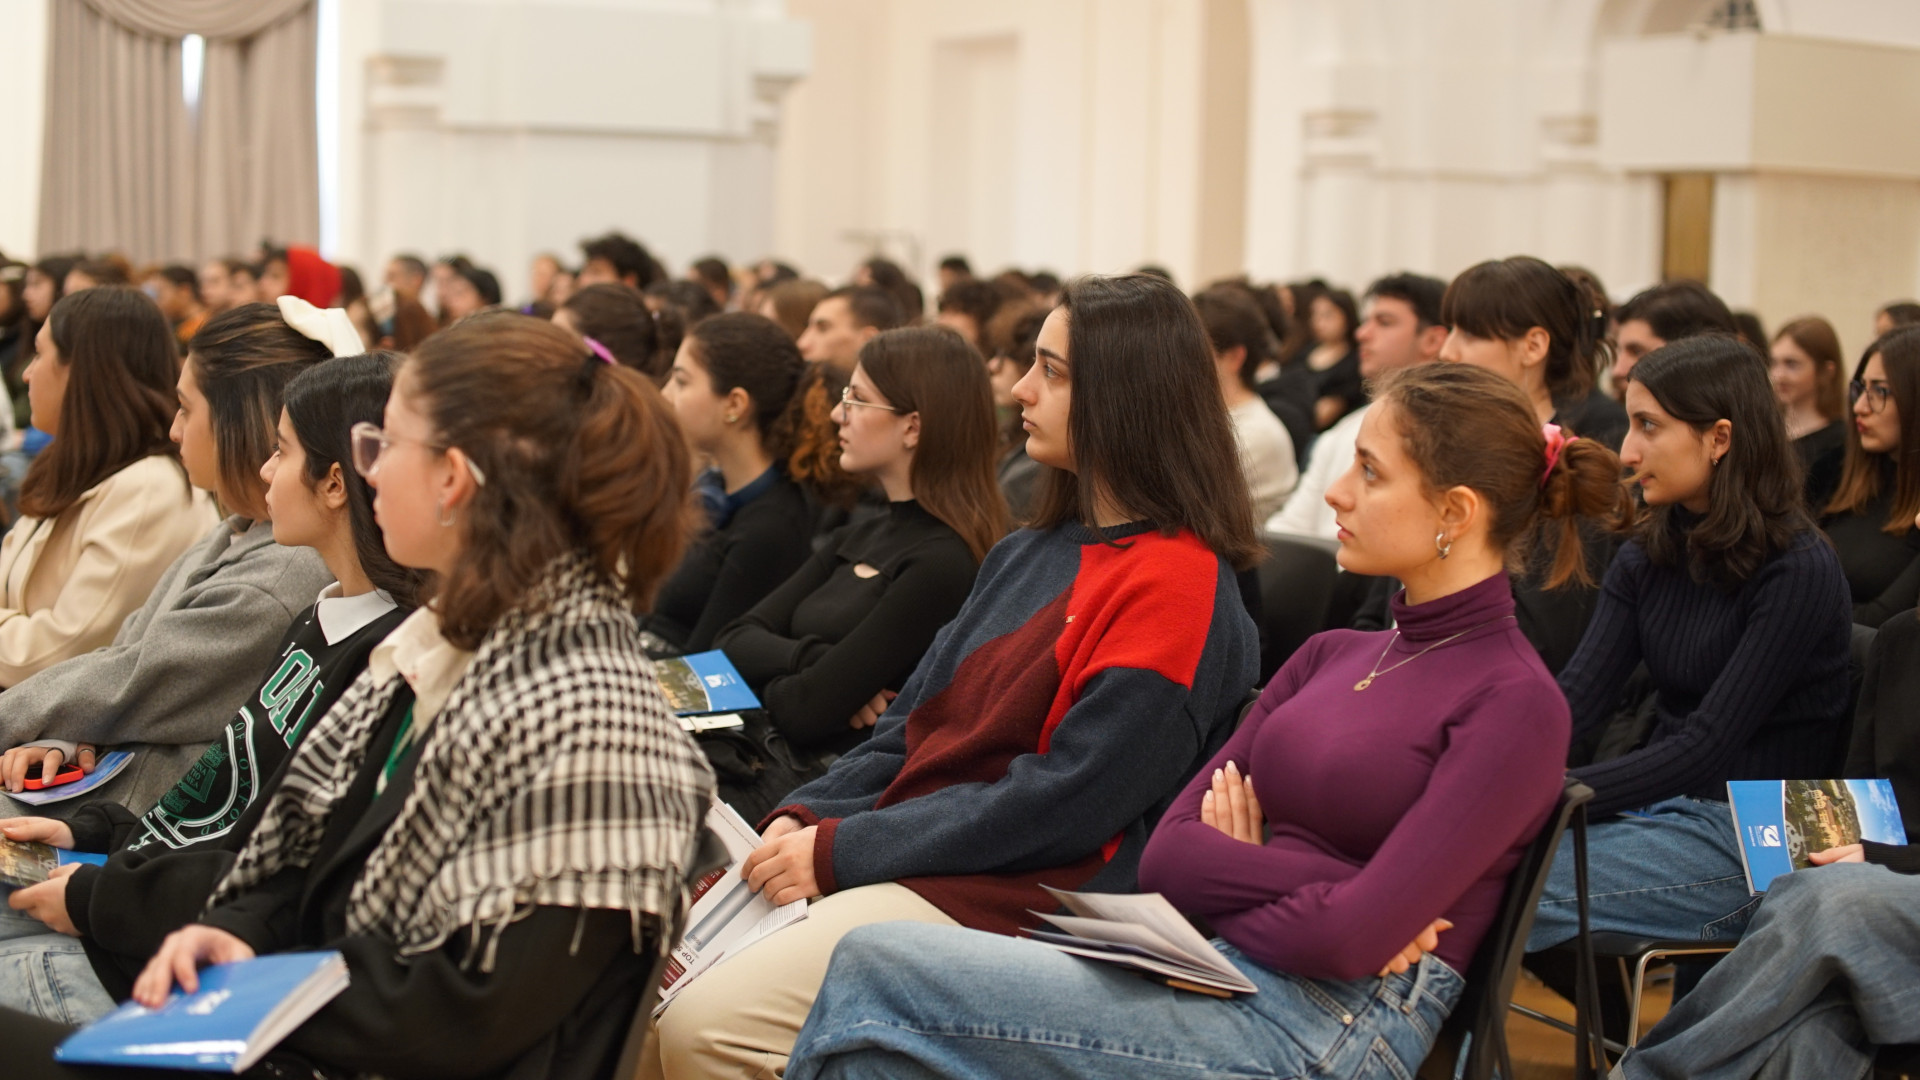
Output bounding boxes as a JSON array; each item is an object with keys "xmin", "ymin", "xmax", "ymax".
[{"xmin": 610, "ymin": 827, "xmax": 732, "ymax": 1080}]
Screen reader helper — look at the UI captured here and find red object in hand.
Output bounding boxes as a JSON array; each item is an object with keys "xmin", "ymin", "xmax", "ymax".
[{"xmin": 22, "ymin": 764, "xmax": 84, "ymax": 791}]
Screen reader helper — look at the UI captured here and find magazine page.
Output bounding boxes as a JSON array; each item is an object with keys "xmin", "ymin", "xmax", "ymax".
[{"xmin": 655, "ymin": 799, "xmax": 807, "ymax": 1014}]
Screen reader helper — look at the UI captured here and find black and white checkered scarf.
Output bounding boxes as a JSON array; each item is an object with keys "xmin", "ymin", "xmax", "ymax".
[{"xmin": 209, "ymin": 554, "xmax": 714, "ymax": 970}]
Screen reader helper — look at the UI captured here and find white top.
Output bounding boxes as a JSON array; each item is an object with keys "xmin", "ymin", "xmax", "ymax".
[
  {"xmin": 367, "ymin": 605, "xmax": 476, "ymax": 737},
  {"xmin": 1264, "ymin": 402, "xmax": 1367, "ymax": 541},
  {"xmin": 313, "ymin": 582, "xmax": 399, "ymax": 646},
  {"xmin": 1229, "ymin": 398, "xmax": 1300, "ymax": 523}
]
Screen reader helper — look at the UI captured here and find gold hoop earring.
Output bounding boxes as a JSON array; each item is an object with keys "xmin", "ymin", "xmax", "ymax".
[{"xmin": 1436, "ymin": 531, "xmax": 1453, "ymax": 560}]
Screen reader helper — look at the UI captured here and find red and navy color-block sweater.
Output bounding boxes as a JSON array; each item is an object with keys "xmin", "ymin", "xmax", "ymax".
[{"xmin": 766, "ymin": 520, "xmax": 1258, "ymax": 936}]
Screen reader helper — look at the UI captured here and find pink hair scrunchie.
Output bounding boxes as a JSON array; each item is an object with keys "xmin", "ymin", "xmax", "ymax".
[{"xmin": 1541, "ymin": 423, "xmax": 1576, "ymax": 486}]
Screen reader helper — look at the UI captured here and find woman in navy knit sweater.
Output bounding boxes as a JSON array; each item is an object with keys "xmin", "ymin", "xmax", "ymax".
[
  {"xmin": 1528, "ymin": 336, "xmax": 1853, "ymax": 970},
  {"xmin": 783, "ymin": 363, "xmax": 1629, "ymax": 1080}
]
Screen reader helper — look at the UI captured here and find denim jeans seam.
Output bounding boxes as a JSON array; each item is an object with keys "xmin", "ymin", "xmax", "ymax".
[
  {"xmin": 828, "ymin": 1018, "xmax": 1289, "ymax": 1077},
  {"xmin": 1366, "ymin": 1035, "xmax": 1416, "ymax": 1080},
  {"xmin": 1537, "ymin": 873, "xmax": 1751, "ymax": 905}
]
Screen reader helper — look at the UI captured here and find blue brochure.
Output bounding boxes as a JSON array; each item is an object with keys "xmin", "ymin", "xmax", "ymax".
[
  {"xmin": 654, "ymin": 650, "xmax": 761, "ymax": 716},
  {"xmin": 56, "ymin": 951, "xmax": 348, "ymax": 1072},
  {"xmin": 1727, "ymin": 779, "xmax": 1906, "ymax": 893}
]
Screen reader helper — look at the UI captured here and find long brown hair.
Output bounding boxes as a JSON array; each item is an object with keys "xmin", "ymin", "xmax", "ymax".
[
  {"xmin": 858, "ymin": 326, "xmax": 1009, "ymax": 561},
  {"xmin": 1376, "ymin": 364, "xmax": 1635, "ymax": 588},
  {"xmin": 1441, "ymin": 256, "xmax": 1601, "ymax": 400},
  {"xmin": 186, "ymin": 303, "xmax": 334, "ymax": 518},
  {"xmin": 1825, "ymin": 325, "xmax": 1920, "ymax": 532},
  {"xmin": 20, "ymin": 287, "xmax": 185, "ymax": 519},
  {"xmin": 405, "ymin": 312, "xmax": 696, "ymax": 649},
  {"xmin": 1774, "ymin": 316, "xmax": 1846, "ymax": 423},
  {"xmin": 1029, "ymin": 275, "xmax": 1263, "ymax": 570}
]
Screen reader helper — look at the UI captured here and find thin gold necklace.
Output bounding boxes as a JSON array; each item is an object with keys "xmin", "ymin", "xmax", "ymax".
[{"xmin": 1353, "ymin": 615, "xmax": 1517, "ymax": 691}]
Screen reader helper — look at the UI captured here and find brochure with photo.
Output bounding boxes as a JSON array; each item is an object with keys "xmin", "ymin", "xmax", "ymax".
[
  {"xmin": 654, "ymin": 798, "xmax": 807, "ymax": 1016},
  {"xmin": 654, "ymin": 651, "xmax": 760, "ymax": 717},
  {"xmin": 1727, "ymin": 779, "xmax": 1905, "ymax": 893}
]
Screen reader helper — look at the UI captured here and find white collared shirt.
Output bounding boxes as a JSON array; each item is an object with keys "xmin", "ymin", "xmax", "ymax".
[
  {"xmin": 313, "ymin": 582, "xmax": 399, "ymax": 646},
  {"xmin": 366, "ymin": 605, "xmax": 476, "ymax": 737}
]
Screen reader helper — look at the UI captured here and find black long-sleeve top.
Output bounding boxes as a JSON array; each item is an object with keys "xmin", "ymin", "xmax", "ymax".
[
  {"xmin": 643, "ymin": 469, "xmax": 814, "ymax": 654},
  {"xmin": 90, "ymin": 690, "xmax": 650, "ymax": 1080},
  {"xmin": 1797, "ymin": 420, "xmax": 1847, "ymax": 513},
  {"xmin": 1848, "ymin": 609, "xmax": 1920, "ymax": 867},
  {"xmin": 1822, "ymin": 465, "xmax": 1920, "ymax": 627},
  {"xmin": 1557, "ymin": 519, "xmax": 1853, "ymax": 819},
  {"xmin": 714, "ymin": 499, "xmax": 978, "ymax": 754}
]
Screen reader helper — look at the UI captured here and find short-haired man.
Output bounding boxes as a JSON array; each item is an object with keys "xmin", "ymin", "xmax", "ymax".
[
  {"xmin": 1266, "ymin": 272, "xmax": 1448, "ymax": 540},
  {"xmin": 937, "ymin": 255, "xmax": 973, "ymax": 295},
  {"xmin": 386, "ymin": 254, "xmax": 428, "ymax": 305},
  {"xmin": 578, "ymin": 232, "xmax": 660, "ymax": 291},
  {"xmin": 935, "ymin": 280, "xmax": 1002, "ymax": 349},
  {"xmin": 1611, "ymin": 279, "xmax": 1737, "ymax": 394},
  {"xmin": 797, "ymin": 286, "xmax": 906, "ymax": 374}
]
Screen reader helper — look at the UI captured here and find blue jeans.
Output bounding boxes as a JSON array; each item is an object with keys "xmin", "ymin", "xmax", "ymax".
[
  {"xmin": 0, "ymin": 888, "xmax": 114, "ymax": 1025},
  {"xmin": 1617, "ymin": 863, "xmax": 1920, "ymax": 1080},
  {"xmin": 788, "ymin": 922, "xmax": 1463, "ymax": 1080},
  {"xmin": 1527, "ymin": 796, "xmax": 1762, "ymax": 951}
]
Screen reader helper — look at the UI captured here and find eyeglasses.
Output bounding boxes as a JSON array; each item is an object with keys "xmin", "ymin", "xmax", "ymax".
[
  {"xmin": 349, "ymin": 421, "xmax": 488, "ymax": 486},
  {"xmin": 1850, "ymin": 379, "xmax": 1894, "ymax": 414},
  {"xmin": 839, "ymin": 385, "xmax": 897, "ymax": 413}
]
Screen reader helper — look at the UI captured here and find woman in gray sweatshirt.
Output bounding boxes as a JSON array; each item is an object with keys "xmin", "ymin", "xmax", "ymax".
[{"xmin": 0, "ymin": 301, "xmax": 347, "ymax": 816}]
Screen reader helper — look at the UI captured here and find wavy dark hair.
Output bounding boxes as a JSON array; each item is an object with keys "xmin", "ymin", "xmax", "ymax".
[
  {"xmin": 1630, "ymin": 335, "xmax": 1811, "ymax": 588},
  {"xmin": 187, "ymin": 303, "xmax": 334, "ymax": 517},
  {"xmin": 858, "ymin": 326, "xmax": 1009, "ymax": 561},
  {"xmin": 20, "ymin": 287, "xmax": 187, "ymax": 519},
  {"xmin": 1030, "ymin": 275, "xmax": 1263, "ymax": 570},
  {"xmin": 281, "ymin": 354, "xmax": 424, "ymax": 609},
  {"xmin": 1824, "ymin": 325, "xmax": 1920, "ymax": 531},
  {"xmin": 1441, "ymin": 256, "xmax": 1600, "ymax": 399},
  {"xmin": 684, "ymin": 313, "xmax": 806, "ymax": 463},
  {"xmin": 560, "ymin": 283, "xmax": 663, "ymax": 383},
  {"xmin": 403, "ymin": 312, "xmax": 696, "ymax": 649}
]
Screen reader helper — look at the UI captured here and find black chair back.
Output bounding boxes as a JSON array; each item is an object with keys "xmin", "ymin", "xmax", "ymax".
[
  {"xmin": 609, "ymin": 827, "xmax": 733, "ymax": 1080},
  {"xmin": 1420, "ymin": 777, "xmax": 1595, "ymax": 1080},
  {"xmin": 1256, "ymin": 533, "xmax": 1341, "ymax": 679}
]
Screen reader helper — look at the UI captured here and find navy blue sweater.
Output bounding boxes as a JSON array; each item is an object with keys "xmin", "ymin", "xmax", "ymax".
[{"xmin": 1558, "ymin": 523, "xmax": 1852, "ymax": 819}]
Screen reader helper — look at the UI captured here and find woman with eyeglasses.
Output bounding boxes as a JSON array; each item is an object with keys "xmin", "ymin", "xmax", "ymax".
[
  {"xmin": 0, "ymin": 301, "xmax": 339, "ymax": 816},
  {"xmin": 1819, "ymin": 326, "xmax": 1920, "ymax": 628},
  {"xmin": 1524, "ymin": 334, "xmax": 1852, "ymax": 1045},
  {"xmin": 641, "ymin": 274, "xmax": 1260, "ymax": 1080},
  {"xmin": 709, "ymin": 326, "xmax": 1006, "ymax": 820}
]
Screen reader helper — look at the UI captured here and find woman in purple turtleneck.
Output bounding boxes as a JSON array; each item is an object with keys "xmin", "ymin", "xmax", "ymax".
[{"xmin": 784, "ymin": 364, "xmax": 1635, "ymax": 1080}]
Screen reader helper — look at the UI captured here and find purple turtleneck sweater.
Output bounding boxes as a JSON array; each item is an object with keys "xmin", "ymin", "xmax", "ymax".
[{"xmin": 1139, "ymin": 573, "xmax": 1569, "ymax": 983}]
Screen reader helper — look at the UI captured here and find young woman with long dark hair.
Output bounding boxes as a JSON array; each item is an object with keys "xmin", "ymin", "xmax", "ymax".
[
  {"xmin": 0, "ymin": 287, "xmax": 212, "ymax": 686},
  {"xmin": 0, "ymin": 354, "xmax": 419, "ymax": 1026},
  {"xmin": 784, "ymin": 362, "xmax": 1629, "ymax": 1080},
  {"xmin": 709, "ymin": 326, "xmax": 1007, "ymax": 818},
  {"xmin": 0, "ymin": 301, "xmax": 341, "ymax": 814},
  {"xmin": 641, "ymin": 274, "xmax": 1261, "ymax": 1080},
  {"xmin": 1769, "ymin": 315, "xmax": 1848, "ymax": 509},
  {"xmin": 1527, "ymin": 335, "xmax": 1852, "ymax": 1039},
  {"xmin": 1820, "ymin": 326, "xmax": 1920, "ymax": 626},
  {"xmin": 2, "ymin": 314, "xmax": 714, "ymax": 1080}
]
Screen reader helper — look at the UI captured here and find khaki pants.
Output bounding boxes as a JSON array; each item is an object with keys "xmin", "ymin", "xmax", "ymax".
[{"xmin": 638, "ymin": 882, "xmax": 957, "ymax": 1080}]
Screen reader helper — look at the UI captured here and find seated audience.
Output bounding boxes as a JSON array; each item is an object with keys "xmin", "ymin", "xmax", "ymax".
[
  {"xmin": 1528, "ymin": 335, "xmax": 1852, "ymax": 1033},
  {"xmin": 0, "ymin": 354, "xmax": 416, "ymax": 1025},
  {"xmin": 689, "ymin": 255, "xmax": 734, "ymax": 312},
  {"xmin": 0, "ymin": 288, "xmax": 214, "ymax": 687},
  {"xmin": 1609, "ymin": 279, "xmax": 1739, "ymax": 393},
  {"xmin": 0, "ymin": 301, "xmax": 342, "ymax": 815},
  {"xmin": 1193, "ymin": 287, "xmax": 1299, "ymax": 520},
  {"xmin": 646, "ymin": 314, "xmax": 814, "ymax": 654},
  {"xmin": 1439, "ymin": 256, "xmax": 1627, "ymax": 449},
  {"xmin": 853, "ymin": 256, "xmax": 923, "ymax": 325},
  {"xmin": 1279, "ymin": 286, "xmax": 1364, "ymax": 431},
  {"xmin": 710, "ymin": 327, "xmax": 1006, "ymax": 819},
  {"xmin": 196, "ymin": 259, "xmax": 239, "ymax": 316},
  {"xmin": 797, "ymin": 285, "xmax": 905, "ymax": 375},
  {"xmin": 436, "ymin": 256, "xmax": 500, "ymax": 325},
  {"xmin": 987, "ymin": 305, "xmax": 1048, "ymax": 521},
  {"xmin": 785, "ymin": 362, "xmax": 1624, "ymax": 1080},
  {"xmin": 1770, "ymin": 315, "xmax": 1849, "ymax": 511},
  {"xmin": 640, "ymin": 274, "xmax": 1261, "ymax": 1080},
  {"xmin": 933, "ymin": 279, "xmax": 1001, "ymax": 350},
  {"xmin": 553, "ymin": 282, "xmax": 666, "ymax": 382},
  {"xmin": 1821, "ymin": 326, "xmax": 1920, "ymax": 627},
  {"xmin": 63, "ymin": 260, "xmax": 128, "ymax": 294},
  {"xmin": 646, "ymin": 279, "xmax": 724, "ymax": 363},
  {"xmin": 147, "ymin": 265, "xmax": 207, "ymax": 348},
  {"xmin": 1267, "ymin": 272, "xmax": 1448, "ymax": 540},
  {"xmin": 578, "ymin": 230, "xmax": 663, "ymax": 291},
  {"xmin": 1613, "ymin": 597, "xmax": 1920, "ymax": 1079},
  {"xmin": 1, "ymin": 314, "xmax": 713, "ymax": 1080}
]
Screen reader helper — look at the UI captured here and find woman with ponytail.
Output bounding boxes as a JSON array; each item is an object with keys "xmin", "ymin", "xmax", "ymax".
[
  {"xmin": 0, "ymin": 300, "xmax": 340, "ymax": 815},
  {"xmin": 1, "ymin": 313, "xmax": 713, "ymax": 1080},
  {"xmin": 784, "ymin": 362, "xmax": 1623, "ymax": 1080},
  {"xmin": 1526, "ymin": 335, "xmax": 1851, "ymax": 1043},
  {"xmin": 648, "ymin": 312, "xmax": 814, "ymax": 654}
]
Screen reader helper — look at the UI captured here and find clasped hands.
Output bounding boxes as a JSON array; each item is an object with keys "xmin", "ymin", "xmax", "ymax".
[{"xmin": 1199, "ymin": 760, "xmax": 1452, "ymax": 979}]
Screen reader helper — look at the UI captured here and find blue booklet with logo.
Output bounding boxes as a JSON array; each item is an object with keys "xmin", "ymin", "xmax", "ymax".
[
  {"xmin": 55, "ymin": 951, "xmax": 348, "ymax": 1072},
  {"xmin": 1727, "ymin": 779, "xmax": 1906, "ymax": 893},
  {"xmin": 654, "ymin": 650, "xmax": 761, "ymax": 717}
]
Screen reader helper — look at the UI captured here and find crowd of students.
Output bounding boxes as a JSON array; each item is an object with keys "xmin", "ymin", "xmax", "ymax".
[{"xmin": 0, "ymin": 228, "xmax": 1914, "ymax": 1080}]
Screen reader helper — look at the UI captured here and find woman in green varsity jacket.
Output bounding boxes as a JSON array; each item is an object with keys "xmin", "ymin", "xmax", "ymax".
[{"xmin": 0, "ymin": 354, "xmax": 420, "ymax": 1025}]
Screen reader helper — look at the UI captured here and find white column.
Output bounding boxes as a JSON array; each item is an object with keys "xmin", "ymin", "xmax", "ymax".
[{"xmin": 0, "ymin": 0, "xmax": 50, "ymax": 259}]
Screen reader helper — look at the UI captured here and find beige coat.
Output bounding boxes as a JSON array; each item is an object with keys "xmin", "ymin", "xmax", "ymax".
[{"xmin": 0, "ymin": 455, "xmax": 216, "ymax": 687}]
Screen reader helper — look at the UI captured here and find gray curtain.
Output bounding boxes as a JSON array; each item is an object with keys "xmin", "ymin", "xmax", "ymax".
[{"xmin": 36, "ymin": 0, "xmax": 318, "ymax": 263}]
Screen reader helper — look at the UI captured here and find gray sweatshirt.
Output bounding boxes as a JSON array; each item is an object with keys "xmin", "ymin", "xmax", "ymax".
[{"xmin": 0, "ymin": 517, "xmax": 331, "ymax": 818}]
